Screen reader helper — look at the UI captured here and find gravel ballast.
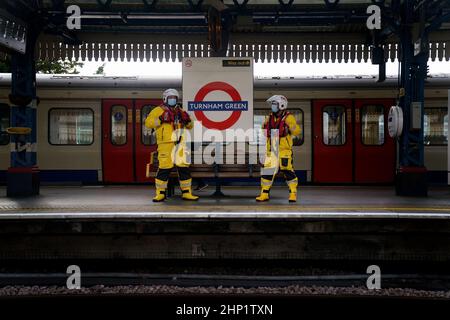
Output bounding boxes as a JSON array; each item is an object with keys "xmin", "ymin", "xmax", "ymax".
[{"xmin": 0, "ymin": 285, "xmax": 449, "ymax": 299}]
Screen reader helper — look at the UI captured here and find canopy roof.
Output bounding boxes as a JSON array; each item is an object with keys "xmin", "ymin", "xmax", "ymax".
[{"xmin": 1, "ymin": 0, "xmax": 450, "ymax": 62}]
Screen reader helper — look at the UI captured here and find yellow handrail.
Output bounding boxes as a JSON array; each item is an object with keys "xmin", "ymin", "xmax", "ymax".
[{"xmin": 6, "ymin": 127, "xmax": 32, "ymax": 135}]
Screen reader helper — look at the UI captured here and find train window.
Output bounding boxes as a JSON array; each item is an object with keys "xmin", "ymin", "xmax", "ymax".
[
  {"xmin": 110, "ymin": 105, "xmax": 127, "ymax": 146},
  {"xmin": 251, "ymin": 109, "xmax": 304, "ymax": 146},
  {"xmin": 0, "ymin": 104, "xmax": 9, "ymax": 145},
  {"xmin": 361, "ymin": 105, "xmax": 384, "ymax": 145},
  {"xmin": 141, "ymin": 105, "xmax": 156, "ymax": 146},
  {"xmin": 49, "ymin": 108, "xmax": 93, "ymax": 145},
  {"xmin": 290, "ymin": 109, "xmax": 304, "ymax": 146},
  {"xmin": 323, "ymin": 105, "xmax": 346, "ymax": 145},
  {"xmin": 424, "ymin": 108, "xmax": 448, "ymax": 146},
  {"xmin": 252, "ymin": 109, "xmax": 266, "ymax": 145}
]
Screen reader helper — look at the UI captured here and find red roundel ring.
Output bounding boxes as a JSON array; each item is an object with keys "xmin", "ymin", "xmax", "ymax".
[{"xmin": 194, "ymin": 81, "xmax": 242, "ymax": 130}]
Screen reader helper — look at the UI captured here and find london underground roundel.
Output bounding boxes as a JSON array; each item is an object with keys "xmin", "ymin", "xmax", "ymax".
[{"xmin": 193, "ymin": 81, "xmax": 243, "ymax": 130}]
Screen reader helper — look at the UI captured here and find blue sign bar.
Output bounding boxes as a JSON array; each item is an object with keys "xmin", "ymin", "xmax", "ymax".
[{"xmin": 188, "ymin": 101, "xmax": 248, "ymax": 111}]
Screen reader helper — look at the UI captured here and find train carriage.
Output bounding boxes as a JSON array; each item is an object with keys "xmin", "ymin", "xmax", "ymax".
[{"xmin": 0, "ymin": 74, "xmax": 448, "ymax": 185}]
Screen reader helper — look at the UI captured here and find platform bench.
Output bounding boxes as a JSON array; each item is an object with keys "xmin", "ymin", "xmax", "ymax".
[{"xmin": 148, "ymin": 153, "xmax": 262, "ymax": 197}]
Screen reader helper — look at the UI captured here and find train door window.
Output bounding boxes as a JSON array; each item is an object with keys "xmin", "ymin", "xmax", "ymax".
[
  {"xmin": 252, "ymin": 109, "xmax": 267, "ymax": 145},
  {"xmin": 141, "ymin": 105, "xmax": 156, "ymax": 146},
  {"xmin": 290, "ymin": 109, "xmax": 304, "ymax": 146},
  {"xmin": 323, "ymin": 105, "xmax": 346, "ymax": 145},
  {"xmin": 111, "ymin": 105, "xmax": 127, "ymax": 146},
  {"xmin": 49, "ymin": 108, "xmax": 94, "ymax": 145},
  {"xmin": 361, "ymin": 105, "xmax": 384, "ymax": 145},
  {"xmin": 424, "ymin": 108, "xmax": 448, "ymax": 145},
  {"xmin": 0, "ymin": 104, "xmax": 9, "ymax": 145}
]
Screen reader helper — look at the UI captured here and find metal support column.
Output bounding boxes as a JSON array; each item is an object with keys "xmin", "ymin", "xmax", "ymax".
[
  {"xmin": 212, "ymin": 142, "xmax": 225, "ymax": 197},
  {"xmin": 395, "ymin": 0, "xmax": 428, "ymax": 196},
  {"xmin": 6, "ymin": 26, "xmax": 40, "ymax": 197},
  {"xmin": 207, "ymin": 7, "xmax": 230, "ymax": 57}
]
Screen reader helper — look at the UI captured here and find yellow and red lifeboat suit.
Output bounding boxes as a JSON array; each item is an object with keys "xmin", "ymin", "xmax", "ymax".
[
  {"xmin": 256, "ymin": 110, "xmax": 301, "ymax": 202},
  {"xmin": 145, "ymin": 105, "xmax": 198, "ymax": 202}
]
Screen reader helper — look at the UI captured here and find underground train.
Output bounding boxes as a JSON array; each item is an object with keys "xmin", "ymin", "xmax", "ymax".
[{"xmin": 0, "ymin": 73, "xmax": 448, "ymax": 185}]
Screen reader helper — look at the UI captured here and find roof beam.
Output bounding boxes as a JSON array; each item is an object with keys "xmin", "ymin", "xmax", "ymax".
[{"xmin": 0, "ymin": 8, "xmax": 27, "ymax": 54}]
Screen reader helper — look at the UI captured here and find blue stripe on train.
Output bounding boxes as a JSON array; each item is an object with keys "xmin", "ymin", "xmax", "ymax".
[
  {"xmin": 427, "ymin": 171, "xmax": 448, "ymax": 185},
  {"xmin": 0, "ymin": 170, "xmax": 446, "ymax": 185},
  {"xmin": 0, "ymin": 170, "xmax": 98, "ymax": 184},
  {"xmin": 0, "ymin": 170, "xmax": 306, "ymax": 185},
  {"xmin": 39, "ymin": 170, "xmax": 99, "ymax": 183}
]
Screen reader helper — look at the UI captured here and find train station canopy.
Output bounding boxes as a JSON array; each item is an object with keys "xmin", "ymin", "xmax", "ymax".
[{"xmin": 1, "ymin": 0, "xmax": 450, "ymax": 63}]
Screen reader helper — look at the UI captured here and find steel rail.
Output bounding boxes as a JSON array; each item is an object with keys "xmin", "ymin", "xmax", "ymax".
[{"xmin": 1, "ymin": 272, "xmax": 449, "ymax": 290}]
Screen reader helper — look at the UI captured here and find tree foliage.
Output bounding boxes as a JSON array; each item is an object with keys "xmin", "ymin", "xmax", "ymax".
[
  {"xmin": 0, "ymin": 57, "xmax": 11, "ymax": 73},
  {"xmin": 36, "ymin": 60, "xmax": 84, "ymax": 74},
  {"xmin": 0, "ymin": 56, "xmax": 84, "ymax": 74},
  {"xmin": 95, "ymin": 63, "xmax": 106, "ymax": 75}
]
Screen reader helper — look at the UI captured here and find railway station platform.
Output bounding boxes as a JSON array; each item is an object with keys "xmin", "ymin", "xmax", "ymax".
[
  {"xmin": 0, "ymin": 185, "xmax": 449, "ymax": 218},
  {"xmin": 0, "ymin": 185, "xmax": 450, "ymax": 262}
]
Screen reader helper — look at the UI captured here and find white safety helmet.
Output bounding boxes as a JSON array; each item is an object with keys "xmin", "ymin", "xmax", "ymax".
[
  {"xmin": 162, "ymin": 88, "xmax": 179, "ymax": 104},
  {"xmin": 266, "ymin": 95, "xmax": 288, "ymax": 111}
]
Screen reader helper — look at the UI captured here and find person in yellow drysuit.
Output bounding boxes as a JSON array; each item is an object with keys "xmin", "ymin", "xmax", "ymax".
[
  {"xmin": 256, "ymin": 95, "xmax": 301, "ymax": 202},
  {"xmin": 145, "ymin": 88, "xmax": 199, "ymax": 202}
]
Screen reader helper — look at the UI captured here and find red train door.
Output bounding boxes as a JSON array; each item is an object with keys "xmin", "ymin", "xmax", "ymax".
[
  {"xmin": 313, "ymin": 100, "xmax": 353, "ymax": 183},
  {"xmin": 134, "ymin": 100, "xmax": 159, "ymax": 182},
  {"xmin": 102, "ymin": 99, "xmax": 160, "ymax": 183},
  {"xmin": 354, "ymin": 99, "xmax": 395, "ymax": 183},
  {"xmin": 102, "ymin": 99, "xmax": 134, "ymax": 183}
]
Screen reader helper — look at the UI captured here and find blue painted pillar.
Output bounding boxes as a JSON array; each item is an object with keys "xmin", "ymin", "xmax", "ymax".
[
  {"xmin": 6, "ymin": 28, "xmax": 39, "ymax": 197},
  {"xmin": 395, "ymin": 0, "xmax": 428, "ymax": 196}
]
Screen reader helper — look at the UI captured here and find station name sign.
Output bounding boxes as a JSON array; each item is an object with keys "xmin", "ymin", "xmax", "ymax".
[
  {"xmin": 188, "ymin": 101, "xmax": 248, "ymax": 111},
  {"xmin": 183, "ymin": 57, "xmax": 254, "ymax": 139},
  {"xmin": 222, "ymin": 59, "xmax": 251, "ymax": 67}
]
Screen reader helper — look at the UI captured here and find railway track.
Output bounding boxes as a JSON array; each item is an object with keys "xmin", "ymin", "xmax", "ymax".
[
  {"xmin": 1, "ymin": 272, "xmax": 449, "ymax": 317},
  {"xmin": 0, "ymin": 272, "xmax": 450, "ymax": 291}
]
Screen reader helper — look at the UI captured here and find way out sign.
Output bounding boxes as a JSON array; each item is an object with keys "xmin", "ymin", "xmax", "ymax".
[{"xmin": 182, "ymin": 57, "xmax": 254, "ymax": 141}]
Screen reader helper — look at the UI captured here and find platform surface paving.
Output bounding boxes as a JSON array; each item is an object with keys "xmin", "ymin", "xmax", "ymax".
[{"xmin": 0, "ymin": 186, "xmax": 449, "ymax": 219}]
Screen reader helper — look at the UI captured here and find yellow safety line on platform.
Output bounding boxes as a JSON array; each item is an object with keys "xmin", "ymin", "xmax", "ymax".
[
  {"xmin": 284, "ymin": 206, "xmax": 450, "ymax": 212},
  {"xmin": 146, "ymin": 206, "xmax": 450, "ymax": 212},
  {"xmin": 1, "ymin": 206, "xmax": 450, "ymax": 213}
]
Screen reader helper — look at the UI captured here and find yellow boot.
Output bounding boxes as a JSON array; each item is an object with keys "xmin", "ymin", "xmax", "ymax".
[
  {"xmin": 180, "ymin": 179, "xmax": 199, "ymax": 201},
  {"xmin": 256, "ymin": 178, "xmax": 272, "ymax": 202},
  {"xmin": 152, "ymin": 179, "xmax": 168, "ymax": 202},
  {"xmin": 287, "ymin": 177, "xmax": 298, "ymax": 203}
]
